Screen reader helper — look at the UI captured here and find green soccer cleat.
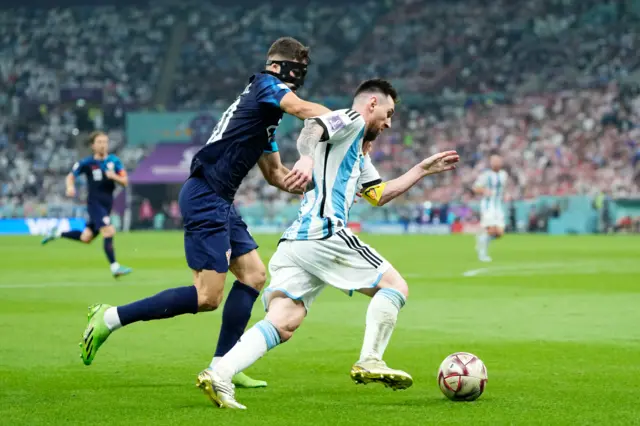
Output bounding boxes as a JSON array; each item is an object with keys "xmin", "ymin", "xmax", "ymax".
[
  {"xmin": 80, "ymin": 304, "xmax": 113, "ymax": 366},
  {"xmin": 232, "ymin": 372, "xmax": 267, "ymax": 389}
]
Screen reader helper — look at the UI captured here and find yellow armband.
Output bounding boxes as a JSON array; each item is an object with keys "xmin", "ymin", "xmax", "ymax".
[{"xmin": 361, "ymin": 182, "xmax": 387, "ymax": 206}]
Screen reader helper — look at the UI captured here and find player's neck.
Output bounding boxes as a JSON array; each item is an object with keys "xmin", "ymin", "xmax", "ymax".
[{"xmin": 93, "ymin": 153, "xmax": 107, "ymax": 161}]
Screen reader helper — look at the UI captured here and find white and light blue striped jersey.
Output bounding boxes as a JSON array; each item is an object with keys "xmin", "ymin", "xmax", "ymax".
[
  {"xmin": 473, "ymin": 169, "xmax": 508, "ymax": 212},
  {"xmin": 281, "ymin": 109, "xmax": 381, "ymax": 241}
]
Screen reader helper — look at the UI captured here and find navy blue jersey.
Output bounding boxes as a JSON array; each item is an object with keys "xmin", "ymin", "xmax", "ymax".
[
  {"xmin": 191, "ymin": 72, "xmax": 291, "ymax": 200},
  {"xmin": 71, "ymin": 154, "xmax": 124, "ymax": 207}
]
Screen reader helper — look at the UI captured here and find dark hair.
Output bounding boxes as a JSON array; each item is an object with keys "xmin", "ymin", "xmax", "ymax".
[
  {"xmin": 354, "ymin": 78, "xmax": 399, "ymax": 103},
  {"xmin": 267, "ymin": 37, "xmax": 310, "ymax": 63},
  {"xmin": 87, "ymin": 131, "xmax": 107, "ymax": 146}
]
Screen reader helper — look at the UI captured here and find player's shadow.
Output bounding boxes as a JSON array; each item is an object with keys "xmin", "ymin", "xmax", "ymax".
[{"xmin": 374, "ymin": 397, "xmax": 491, "ymax": 407}]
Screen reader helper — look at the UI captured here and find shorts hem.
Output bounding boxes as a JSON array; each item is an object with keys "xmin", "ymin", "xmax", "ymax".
[{"xmin": 261, "ymin": 287, "xmax": 308, "ymax": 312}]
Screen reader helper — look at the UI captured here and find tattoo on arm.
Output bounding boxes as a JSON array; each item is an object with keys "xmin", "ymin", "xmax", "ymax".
[{"xmin": 297, "ymin": 119, "xmax": 324, "ymax": 158}]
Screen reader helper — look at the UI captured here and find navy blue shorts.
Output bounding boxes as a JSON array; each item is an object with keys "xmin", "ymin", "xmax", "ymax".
[
  {"xmin": 179, "ymin": 176, "xmax": 258, "ymax": 273},
  {"xmin": 86, "ymin": 203, "xmax": 112, "ymax": 234}
]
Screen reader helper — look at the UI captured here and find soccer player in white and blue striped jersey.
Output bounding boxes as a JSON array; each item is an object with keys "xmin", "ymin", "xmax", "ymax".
[
  {"xmin": 473, "ymin": 154, "xmax": 509, "ymax": 262},
  {"xmin": 201, "ymin": 79, "xmax": 459, "ymax": 409}
]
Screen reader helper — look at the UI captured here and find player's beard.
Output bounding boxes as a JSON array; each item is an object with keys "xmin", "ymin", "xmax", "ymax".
[{"xmin": 364, "ymin": 128, "xmax": 379, "ymax": 142}]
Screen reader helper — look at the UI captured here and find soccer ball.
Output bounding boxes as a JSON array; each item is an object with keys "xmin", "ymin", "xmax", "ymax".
[{"xmin": 437, "ymin": 352, "xmax": 488, "ymax": 401}]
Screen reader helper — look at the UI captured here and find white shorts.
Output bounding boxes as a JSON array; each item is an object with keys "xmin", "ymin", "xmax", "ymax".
[
  {"xmin": 264, "ymin": 229, "xmax": 391, "ymax": 311},
  {"xmin": 480, "ymin": 207, "xmax": 505, "ymax": 229}
]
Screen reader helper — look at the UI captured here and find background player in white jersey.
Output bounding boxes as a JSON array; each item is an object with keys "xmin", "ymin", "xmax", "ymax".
[
  {"xmin": 196, "ymin": 79, "xmax": 460, "ymax": 409},
  {"xmin": 473, "ymin": 154, "xmax": 508, "ymax": 262}
]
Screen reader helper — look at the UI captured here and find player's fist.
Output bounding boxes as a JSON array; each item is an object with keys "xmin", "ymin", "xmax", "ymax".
[
  {"xmin": 66, "ymin": 186, "xmax": 76, "ymax": 198},
  {"xmin": 105, "ymin": 170, "xmax": 118, "ymax": 180},
  {"xmin": 419, "ymin": 150, "xmax": 459, "ymax": 175},
  {"xmin": 284, "ymin": 155, "xmax": 313, "ymax": 192}
]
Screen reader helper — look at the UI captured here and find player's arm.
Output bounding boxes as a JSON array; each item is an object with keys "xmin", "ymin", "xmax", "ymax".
[
  {"xmin": 472, "ymin": 171, "xmax": 491, "ymax": 196},
  {"xmin": 66, "ymin": 160, "xmax": 85, "ymax": 197},
  {"xmin": 65, "ymin": 173, "xmax": 76, "ymax": 197},
  {"xmin": 257, "ymin": 152, "xmax": 303, "ymax": 194},
  {"xmin": 283, "ymin": 119, "xmax": 325, "ymax": 191},
  {"xmin": 362, "ymin": 151, "xmax": 459, "ymax": 207},
  {"xmin": 279, "ymin": 92, "xmax": 331, "ymax": 120}
]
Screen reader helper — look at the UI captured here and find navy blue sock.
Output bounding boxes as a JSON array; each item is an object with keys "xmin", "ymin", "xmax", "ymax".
[
  {"xmin": 117, "ymin": 285, "xmax": 199, "ymax": 326},
  {"xmin": 214, "ymin": 281, "xmax": 260, "ymax": 357},
  {"xmin": 103, "ymin": 237, "xmax": 116, "ymax": 264},
  {"xmin": 61, "ymin": 230, "xmax": 82, "ymax": 241}
]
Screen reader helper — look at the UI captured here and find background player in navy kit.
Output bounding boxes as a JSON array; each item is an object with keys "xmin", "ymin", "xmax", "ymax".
[
  {"xmin": 79, "ymin": 37, "xmax": 330, "ymax": 389},
  {"xmin": 42, "ymin": 131, "xmax": 132, "ymax": 278}
]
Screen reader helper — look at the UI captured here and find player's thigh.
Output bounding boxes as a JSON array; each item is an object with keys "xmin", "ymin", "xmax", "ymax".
[
  {"xmin": 298, "ymin": 229, "xmax": 391, "ymax": 296},
  {"xmin": 99, "ymin": 225, "xmax": 116, "ymax": 238},
  {"xmin": 180, "ymin": 176, "xmax": 232, "ymax": 273},
  {"xmin": 264, "ymin": 243, "xmax": 325, "ymax": 312},
  {"xmin": 228, "ymin": 206, "xmax": 265, "ymax": 288},
  {"xmin": 228, "ymin": 205, "xmax": 259, "ymax": 260},
  {"xmin": 229, "ymin": 249, "xmax": 266, "ymax": 290}
]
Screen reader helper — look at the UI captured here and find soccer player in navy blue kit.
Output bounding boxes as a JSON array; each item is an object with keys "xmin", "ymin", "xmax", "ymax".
[
  {"xmin": 42, "ymin": 131, "xmax": 132, "ymax": 278},
  {"xmin": 80, "ymin": 37, "xmax": 330, "ymax": 391}
]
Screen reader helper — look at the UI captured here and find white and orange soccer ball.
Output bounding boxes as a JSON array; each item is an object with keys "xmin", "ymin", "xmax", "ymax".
[{"xmin": 437, "ymin": 352, "xmax": 488, "ymax": 401}]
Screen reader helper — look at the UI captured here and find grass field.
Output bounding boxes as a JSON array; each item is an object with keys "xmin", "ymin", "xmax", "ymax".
[{"xmin": 1, "ymin": 232, "xmax": 639, "ymax": 425}]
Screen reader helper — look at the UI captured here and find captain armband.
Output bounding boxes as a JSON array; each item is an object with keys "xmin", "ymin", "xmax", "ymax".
[{"xmin": 361, "ymin": 182, "xmax": 387, "ymax": 206}]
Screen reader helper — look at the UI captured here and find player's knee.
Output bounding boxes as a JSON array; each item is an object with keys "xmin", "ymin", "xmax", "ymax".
[
  {"xmin": 80, "ymin": 229, "xmax": 94, "ymax": 243},
  {"xmin": 266, "ymin": 297, "xmax": 305, "ymax": 343},
  {"xmin": 100, "ymin": 226, "xmax": 115, "ymax": 238},
  {"xmin": 378, "ymin": 267, "xmax": 409, "ymax": 300},
  {"xmin": 196, "ymin": 289, "xmax": 223, "ymax": 311},
  {"xmin": 194, "ymin": 271, "xmax": 225, "ymax": 311},
  {"xmin": 240, "ymin": 268, "xmax": 267, "ymax": 291}
]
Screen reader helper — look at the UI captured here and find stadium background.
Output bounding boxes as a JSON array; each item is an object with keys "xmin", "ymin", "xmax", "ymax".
[{"xmin": 2, "ymin": 0, "xmax": 640, "ymax": 235}]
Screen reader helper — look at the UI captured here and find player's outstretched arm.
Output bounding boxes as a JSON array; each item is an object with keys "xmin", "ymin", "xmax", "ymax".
[
  {"xmin": 283, "ymin": 119, "xmax": 325, "ymax": 192},
  {"xmin": 257, "ymin": 152, "xmax": 303, "ymax": 194},
  {"xmin": 279, "ymin": 92, "xmax": 330, "ymax": 120},
  {"xmin": 362, "ymin": 151, "xmax": 459, "ymax": 207}
]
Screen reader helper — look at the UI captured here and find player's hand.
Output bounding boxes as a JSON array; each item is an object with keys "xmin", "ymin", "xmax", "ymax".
[
  {"xmin": 66, "ymin": 186, "xmax": 76, "ymax": 198},
  {"xmin": 284, "ymin": 155, "xmax": 313, "ymax": 192},
  {"xmin": 105, "ymin": 170, "xmax": 118, "ymax": 180},
  {"xmin": 419, "ymin": 150, "xmax": 459, "ymax": 176}
]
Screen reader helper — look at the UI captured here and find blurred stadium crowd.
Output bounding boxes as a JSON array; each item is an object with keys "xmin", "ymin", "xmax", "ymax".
[{"xmin": 1, "ymin": 0, "xmax": 639, "ymax": 220}]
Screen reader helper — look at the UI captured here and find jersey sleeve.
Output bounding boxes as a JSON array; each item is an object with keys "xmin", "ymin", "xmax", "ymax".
[
  {"xmin": 264, "ymin": 140, "xmax": 279, "ymax": 154},
  {"xmin": 71, "ymin": 159, "xmax": 87, "ymax": 177},
  {"xmin": 264, "ymin": 127, "xmax": 279, "ymax": 154},
  {"xmin": 358, "ymin": 155, "xmax": 382, "ymax": 189},
  {"xmin": 112, "ymin": 156, "xmax": 125, "ymax": 174},
  {"xmin": 312, "ymin": 109, "xmax": 363, "ymax": 142},
  {"xmin": 256, "ymin": 75, "xmax": 291, "ymax": 108}
]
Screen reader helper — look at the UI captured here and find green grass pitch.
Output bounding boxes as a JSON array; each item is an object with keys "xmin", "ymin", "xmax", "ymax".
[{"xmin": 1, "ymin": 233, "xmax": 639, "ymax": 425}]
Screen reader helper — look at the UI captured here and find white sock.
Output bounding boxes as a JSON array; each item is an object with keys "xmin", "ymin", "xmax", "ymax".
[
  {"xmin": 213, "ymin": 319, "xmax": 280, "ymax": 381},
  {"xmin": 110, "ymin": 262, "xmax": 121, "ymax": 273},
  {"xmin": 103, "ymin": 306, "xmax": 122, "ymax": 331},
  {"xmin": 359, "ymin": 288, "xmax": 406, "ymax": 363},
  {"xmin": 476, "ymin": 232, "xmax": 489, "ymax": 255},
  {"xmin": 208, "ymin": 356, "xmax": 222, "ymax": 370}
]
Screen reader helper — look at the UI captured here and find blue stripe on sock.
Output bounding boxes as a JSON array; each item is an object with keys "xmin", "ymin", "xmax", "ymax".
[
  {"xmin": 378, "ymin": 288, "xmax": 406, "ymax": 309},
  {"xmin": 255, "ymin": 319, "xmax": 281, "ymax": 350}
]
